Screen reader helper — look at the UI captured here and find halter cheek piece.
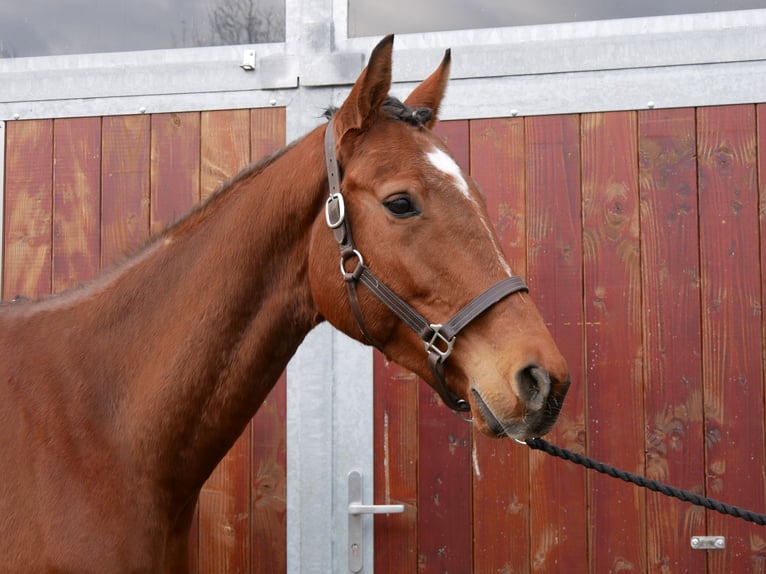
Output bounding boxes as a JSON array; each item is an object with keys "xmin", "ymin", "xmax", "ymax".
[{"xmin": 323, "ymin": 118, "xmax": 528, "ymax": 413}]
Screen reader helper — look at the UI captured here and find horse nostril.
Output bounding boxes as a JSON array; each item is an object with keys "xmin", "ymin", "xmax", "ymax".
[{"xmin": 516, "ymin": 365, "xmax": 551, "ymax": 412}]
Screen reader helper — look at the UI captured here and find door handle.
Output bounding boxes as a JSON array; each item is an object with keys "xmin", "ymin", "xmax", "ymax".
[{"xmin": 348, "ymin": 470, "xmax": 404, "ymax": 572}]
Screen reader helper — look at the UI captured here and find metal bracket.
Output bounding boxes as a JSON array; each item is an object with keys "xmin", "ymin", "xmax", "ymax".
[
  {"xmin": 690, "ymin": 536, "xmax": 726, "ymax": 550},
  {"xmin": 240, "ymin": 49, "xmax": 256, "ymax": 71},
  {"xmin": 348, "ymin": 470, "xmax": 404, "ymax": 572}
]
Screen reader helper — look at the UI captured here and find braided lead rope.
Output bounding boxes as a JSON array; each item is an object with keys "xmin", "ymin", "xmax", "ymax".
[{"xmin": 524, "ymin": 437, "xmax": 766, "ymax": 526}]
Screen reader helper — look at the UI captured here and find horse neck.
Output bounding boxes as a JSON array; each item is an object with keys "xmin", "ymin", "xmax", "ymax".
[{"xmin": 75, "ymin": 127, "xmax": 326, "ymax": 502}]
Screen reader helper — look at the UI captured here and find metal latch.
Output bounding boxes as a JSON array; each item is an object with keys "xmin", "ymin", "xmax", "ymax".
[
  {"xmin": 348, "ymin": 470, "xmax": 404, "ymax": 572},
  {"xmin": 690, "ymin": 536, "xmax": 725, "ymax": 550}
]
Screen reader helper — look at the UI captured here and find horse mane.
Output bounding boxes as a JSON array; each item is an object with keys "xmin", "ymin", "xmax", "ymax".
[
  {"xmin": 170, "ymin": 97, "xmax": 432, "ymax": 240},
  {"xmin": 324, "ymin": 96, "xmax": 433, "ymax": 127},
  {"xmin": 160, "ymin": 140, "xmax": 296, "ymax": 240},
  {"xmin": 1, "ymin": 99, "xmax": 432, "ymax": 304}
]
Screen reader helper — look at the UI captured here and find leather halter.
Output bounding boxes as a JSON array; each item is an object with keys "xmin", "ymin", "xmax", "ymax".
[{"xmin": 323, "ymin": 118, "xmax": 528, "ymax": 412}]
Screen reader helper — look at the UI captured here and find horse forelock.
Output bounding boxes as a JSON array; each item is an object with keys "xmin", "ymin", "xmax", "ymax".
[{"xmin": 323, "ymin": 97, "xmax": 432, "ymax": 128}]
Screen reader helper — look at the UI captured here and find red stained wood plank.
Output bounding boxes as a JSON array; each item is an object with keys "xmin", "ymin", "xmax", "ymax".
[
  {"xmin": 150, "ymin": 112, "xmax": 200, "ymax": 234},
  {"xmin": 638, "ymin": 108, "xmax": 706, "ymax": 572},
  {"xmin": 3, "ymin": 120, "xmax": 53, "ymax": 299},
  {"xmin": 251, "ymin": 373, "xmax": 287, "ymax": 574},
  {"xmin": 417, "ymin": 384, "xmax": 472, "ymax": 573},
  {"xmin": 416, "ymin": 120, "xmax": 472, "ymax": 574},
  {"xmin": 251, "ymin": 107, "xmax": 286, "ymax": 162},
  {"xmin": 199, "ymin": 433, "xmax": 252, "ymax": 574},
  {"xmin": 197, "ymin": 110, "xmax": 253, "ymax": 574},
  {"xmin": 581, "ymin": 111, "xmax": 646, "ymax": 573},
  {"xmin": 201, "ymin": 110, "xmax": 250, "ymax": 201},
  {"xmin": 469, "ymin": 117, "xmax": 531, "ymax": 573},
  {"xmin": 472, "ymin": 117, "xmax": 527, "ymax": 265},
  {"xmin": 760, "ymin": 107, "xmax": 766, "ymax": 549},
  {"xmin": 373, "ymin": 353, "xmax": 419, "ymax": 574},
  {"xmin": 525, "ymin": 114, "xmax": 588, "ymax": 573},
  {"xmin": 697, "ymin": 105, "xmax": 764, "ymax": 572},
  {"xmin": 101, "ymin": 115, "xmax": 151, "ymax": 268},
  {"xmin": 52, "ymin": 117, "xmax": 101, "ymax": 292},
  {"xmin": 248, "ymin": 108, "xmax": 287, "ymax": 574}
]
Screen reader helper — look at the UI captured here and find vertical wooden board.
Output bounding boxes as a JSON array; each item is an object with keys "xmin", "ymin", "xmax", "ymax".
[
  {"xmin": 759, "ymin": 107, "xmax": 766, "ymax": 551},
  {"xmin": 581, "ymin": 111, "xmax": 646, "ymax": 573},
  {"xmin": 52, "ymin": 117, "xmax": 101, "ymax": 292},
  {"xmin": 248, "ymin": 108, "xmax": 287, "ymax": 574},
  {"xmin": 3, "ymin": 120, "xmax": 53, "ymax": 299},
  {"xmin": 150, "ymin": 112, "xmax": 203, "ymax": 569},
  {"xmin": 199, "ymin": 435, "xmax": 252, "ymax": 574},
  {"xmin": 200, "ymin": 110, "xmax": 250, "ymax": 201},
  {"xmin": 525, "ymin": 114, "xmax": 588, "ymax": 573},
  {"xmin": 101, "ymin": 115, "xmax": 151, "ymax": 267},
  {"xmin": 638, "ymin": 109, "xmax": 706, "ymax": 572},
  {"xmin": 251, "ymin": 373, "xmax": 287, "ymax": 574},
  {"xmin": 472, "ymin": 117, "xmax": 527, "ymax": 264},
  {"xmin": 373, "ymin": 353, "xmax": 419, "ymax": 574},
  {"xmin": 417, "ymin": 120, "xmax": 472, "ymax": 574},
  {"xmin": 417, "ymin": 384, "xmax": 472, "ymax": 573},
  {"xmin": 197, "ymin": 110, "xmax": 253, "ymax": 574},
  {"xmin": 697, "ymin": 105, "xmax": 764, "ymax": 572},
  {"xmin": 251, "ymin": 107, "xmax": 286, "ymax": 162},
  {"xmin": 469, "ymin": 117, "xmax": 531, "ymax": 573},
  {"xmin": 150, "ymin": 112, "xmax": 200, "ymax": 234}
]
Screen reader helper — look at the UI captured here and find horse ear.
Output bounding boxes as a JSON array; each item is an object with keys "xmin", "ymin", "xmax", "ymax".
[
  {"xmin": 333, "ymin": 35, "xmax": 394, "ymax": 149},
  {"xmin": 404, "ymin": 49, "xmax": 451, "ymax": 129}
]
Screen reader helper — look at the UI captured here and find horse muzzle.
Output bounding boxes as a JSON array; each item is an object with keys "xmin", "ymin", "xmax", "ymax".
[{"xmin": 470, "ymin": 366, "xmax": 571, "ymax": 440}]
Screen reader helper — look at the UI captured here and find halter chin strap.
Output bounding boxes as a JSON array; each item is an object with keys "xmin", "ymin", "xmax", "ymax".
[{"xmin": 323, "ymin": 118, "xmax": 528, "ymax": 412}]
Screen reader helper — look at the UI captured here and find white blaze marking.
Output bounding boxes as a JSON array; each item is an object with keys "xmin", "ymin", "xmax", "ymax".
[
  {"xmin": 426, "ymin": 148, "xmax": 470, "ymax": 199},
  {"xmin": 426, "ymin": 147, "xmax": 513, "ymax": 276}
]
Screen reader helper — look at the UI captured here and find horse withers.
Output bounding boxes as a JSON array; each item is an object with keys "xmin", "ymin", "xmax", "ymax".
[{"xmin": 0, "ymin": 36, "xmax": 569, "ymax": 572}]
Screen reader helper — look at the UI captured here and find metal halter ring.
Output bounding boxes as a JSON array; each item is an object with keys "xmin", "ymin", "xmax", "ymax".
[{"xmin": 340, "ymin": 249, "xmax": 365, "ymax": 281}]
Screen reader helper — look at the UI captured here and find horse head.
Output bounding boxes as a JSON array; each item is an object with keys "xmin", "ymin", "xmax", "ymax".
[{"xmin": 309, "ymin": 35, "xmax": 570, "ymax": 440}]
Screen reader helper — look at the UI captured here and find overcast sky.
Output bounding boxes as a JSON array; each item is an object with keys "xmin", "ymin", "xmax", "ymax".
[
  {"xmin": 349, "ymin": 0, "xmax": 766, "ymax": 36},
  {"xmin": 0, "ymin": 0, "xmax": 283, "ymax": 57},
  {"xmin": 1, "ymin": 0, "xmax": 765, "ymax": 57}
]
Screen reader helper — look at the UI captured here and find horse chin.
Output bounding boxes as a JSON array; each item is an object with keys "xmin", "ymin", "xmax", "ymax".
[{"xmin": 470, "ymin": 386, "xmax": 566, "ymax": 440}]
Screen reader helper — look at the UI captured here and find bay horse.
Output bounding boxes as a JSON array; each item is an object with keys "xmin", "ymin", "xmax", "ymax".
[{"xmin": 0, "ymin": 36, "xmax": 570, "ymax": 572}]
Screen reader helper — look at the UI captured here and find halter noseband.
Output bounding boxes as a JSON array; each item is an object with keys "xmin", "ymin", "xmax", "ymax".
[{"xmin": 323, "ymin": 117, "xmax": 528, "ymax": 412}]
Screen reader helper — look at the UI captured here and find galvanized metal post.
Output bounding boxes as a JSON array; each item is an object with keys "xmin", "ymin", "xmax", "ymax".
[{"xmin": 284, "ymin": 0, "xmax": 375, "ymax": 572}]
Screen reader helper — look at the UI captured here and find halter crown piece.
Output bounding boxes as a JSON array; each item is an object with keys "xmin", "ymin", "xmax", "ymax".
[{"xmin": 323, "ymin": 117, "xmax": 528, "ymax": 412}]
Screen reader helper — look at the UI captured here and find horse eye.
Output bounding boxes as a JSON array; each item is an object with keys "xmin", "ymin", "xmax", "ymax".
[{"xmin": 384, "ymin": 195, "xmax": 420, "ymax": 218}]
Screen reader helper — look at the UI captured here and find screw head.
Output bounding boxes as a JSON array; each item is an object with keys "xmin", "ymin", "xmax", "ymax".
[{"xmin": 691, "ymin": 538, "xmax": 699, "ymax": 548}]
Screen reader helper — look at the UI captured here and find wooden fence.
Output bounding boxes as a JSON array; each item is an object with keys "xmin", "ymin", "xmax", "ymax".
[{"xmin": 3, "ymin": 104, "xmax": 766, "ymax": 572}]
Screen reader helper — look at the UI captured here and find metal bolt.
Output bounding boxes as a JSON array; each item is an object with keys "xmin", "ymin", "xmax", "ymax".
[
  {"xmin": 715, "ymin": 538, "xmax": 725, "ymax": 549},
  {"xmin": 691, "ymin": 537, "xmax": 699, "ymax": 548}
]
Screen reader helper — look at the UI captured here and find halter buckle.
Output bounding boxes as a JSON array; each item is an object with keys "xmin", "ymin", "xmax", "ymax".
[
  {"xmin": 325, "ymin": 193, "xmax": 346, "ymax": 229},
  {"xmin": 424, "ymin": 324, "xmax": 455, "ymax": 361}
]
